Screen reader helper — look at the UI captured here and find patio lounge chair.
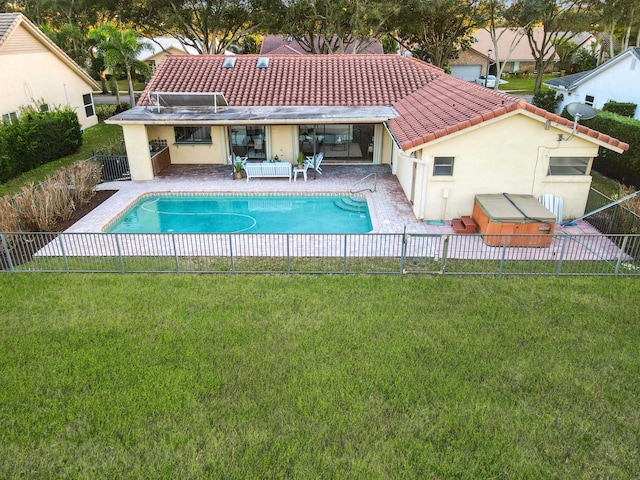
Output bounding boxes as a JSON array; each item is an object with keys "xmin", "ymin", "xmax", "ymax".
[{"xmin": 304, "ymin": 152, "xmax": 324, "ymax": 174}]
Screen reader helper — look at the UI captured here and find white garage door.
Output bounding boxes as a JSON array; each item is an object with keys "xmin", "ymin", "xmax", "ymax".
[{"xmin": 451, "ymin": 65, "xmax": 482, "ymax": 82}]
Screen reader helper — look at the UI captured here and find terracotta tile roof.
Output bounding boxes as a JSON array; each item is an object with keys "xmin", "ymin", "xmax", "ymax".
[
  {"xmin": 139, "ymin": 54, "xmax": 628, "ymax": 152},
  {"xmin": 140, "ymin": 54, "xmax": 439, "ymax": 107}
]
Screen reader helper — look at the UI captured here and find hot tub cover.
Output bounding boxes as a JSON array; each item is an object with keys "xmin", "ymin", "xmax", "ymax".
[{"xmin": 475, "ymin": 194, "xmax": 556, "ymax": 223}]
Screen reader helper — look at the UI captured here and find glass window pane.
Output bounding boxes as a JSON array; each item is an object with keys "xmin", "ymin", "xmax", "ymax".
[
  {"xmin": 433, "ymin": 157, "xmax": 454, "ymax": 176},
  {"xmin": 548, "ymin": 157, "xmax": 589, "ymax": 175}
]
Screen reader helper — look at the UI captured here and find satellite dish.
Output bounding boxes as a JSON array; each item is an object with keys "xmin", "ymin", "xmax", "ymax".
[
  {"xmin": 566, "ymin": 102, "xmax": 597, "ymax": 120},
  {"xmin": 558, "ymin": 102, "xmax": 597, "ymax": 141}
]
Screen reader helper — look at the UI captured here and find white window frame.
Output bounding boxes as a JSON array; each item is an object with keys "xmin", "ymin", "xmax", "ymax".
[
  {"xmin": 548, "ymin": 156, "xmax": 591, "ymax": 176},
  {"xmin": 433, "ymin": 156, "xmax": 455, "ymax": 176},
  {"xmin": 2, "ymin": 111, "xmax": 18, "ymax": 124},
  {"xmin": 585, "ymin": 95, "xmax": 595, "ymax": 106}
]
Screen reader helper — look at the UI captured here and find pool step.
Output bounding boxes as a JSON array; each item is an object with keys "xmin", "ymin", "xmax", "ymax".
[{"xmin": 335, "ymin": 197, "xmax": 367, "ymax": 212}]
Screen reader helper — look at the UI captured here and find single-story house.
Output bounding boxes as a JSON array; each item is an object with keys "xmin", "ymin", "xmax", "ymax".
[
  {"xmin": 0, "ymin": 12, "xmax": 99, "ymax": 130},
  {"xmin": 545, "ymin": 47, "xmax": 640, "ymax": 120},
  {"xmin": 137, "ymin": 36, "xmax": 199, "ymax": 72},
  {"xmin": 260, "ymin": 35, "xmax": 384, "ymax": 55},
  {"xmin": 450, "ymin": 27, "xmax": 558, "ymax": 81},
  {"xmin": 107, "ymin": 54, "xmax": 628, "ymax": 222}
]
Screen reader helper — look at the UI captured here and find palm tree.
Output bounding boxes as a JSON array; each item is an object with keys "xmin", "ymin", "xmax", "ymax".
[{"xmin": 89, "ymin": 24, "xmax": 151, "ymax": 107}]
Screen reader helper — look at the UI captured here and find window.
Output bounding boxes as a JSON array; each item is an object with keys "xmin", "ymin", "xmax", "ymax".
[
  {"xmin": 548, "ymin": 157, "xmax": 590, "ymax": 175},
  {"xmin": 83, "ymin": 93, "xmax": 95, "ymax": 117},
  {"xmin": 585, "ymin": 95, "xmax": 595, "ymax": 106},
  {"xmin": 174, "ymin": 126, "xmax": 212, "ymax": 144},
  {"xmin": 433, "ymin": 156, "xmax": 454, "ymax": 176},
  {"xmin": 230, "ymin": 125, "xmax": 266, "ymax": 159},
  {"xmin": 2, "ymin": 111, "xmax": 18, "ymax": 124},
  {"xmin": 39, "ymin": 104, "xmax": 50, "ymax": 113}
]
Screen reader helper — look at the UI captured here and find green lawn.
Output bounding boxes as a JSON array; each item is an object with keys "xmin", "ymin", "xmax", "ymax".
[
  {"xmin": 0, "ymin": 123, "xmax": 124, "ymax": 197},
  {"xmin": 500, "ymin": 74, "xmax": 555, "ymax": 94},
  {"xmin": 1, "ymin": 274, "xmax": 638, "ymax": 478}
]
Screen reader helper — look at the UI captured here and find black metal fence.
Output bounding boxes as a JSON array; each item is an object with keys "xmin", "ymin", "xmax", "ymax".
[
  {"xmin": 93, "ymin": 155, "xmax": 130, "ymax": 182},
  {"xmin": 585, "ymin": 189, "xmax": 640, "ymax": 234},
  {"xmin": 2, "ymin": 231, "xmax": 639, "ymax": 275}
]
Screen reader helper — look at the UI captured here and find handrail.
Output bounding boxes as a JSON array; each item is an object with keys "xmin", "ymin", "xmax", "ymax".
[{"xmin": 350, "ymin": 173, "xmax": 377, "ymax": 194}]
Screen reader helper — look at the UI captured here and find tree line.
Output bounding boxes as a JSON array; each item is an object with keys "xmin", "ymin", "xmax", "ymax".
[{"xmin": 3, "ymin": 0, "xmax": 640, "ymax": 92}]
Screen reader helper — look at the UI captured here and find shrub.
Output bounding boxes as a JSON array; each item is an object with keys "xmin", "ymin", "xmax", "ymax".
[
  {"xmin": 0, "ymin": 105, "xmax": 82, "ymax": 183},
  {"xmin": 573, "ymin": 110, "xmax": 640, "ymax": 188},
  {"xmin": 95, "ymin": 104, "xmax": 118, "ymax": 123},
  {"xmin": 533, "ymin": 89, "xmax": 562, "ymax": 113},
  {"xmin": 603, "ymin": 101, "xmax": 637, "ymax": 118},
  {"xmin": 0, "ymin": 159, "xmax": 102, "ymax": 232}
]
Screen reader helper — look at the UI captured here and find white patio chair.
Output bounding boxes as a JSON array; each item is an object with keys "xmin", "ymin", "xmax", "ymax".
[
  {"xmin": 304, "ymin": 152, "xmax": 323, "ymax": 174},
  {"xmin": 229, "ymin": 155, "xmax": 248, "ymax": 175}
]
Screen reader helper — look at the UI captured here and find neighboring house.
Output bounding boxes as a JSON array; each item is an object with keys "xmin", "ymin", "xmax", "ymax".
[
  {"xmin": 260, "ymin": 35, "xmax": 384, "ymax": 55},
  {"xmin": 0, "ymin": 12, "xmax": 99, "ymax": 130},
  {"xmin": 107, "ymin": 54, "xmax": 627, "ymax": 222},
  {"xmin": 545, "ymin": 47, "xmax": 640, "ymax": 120},
  {"xmin": 137, "ymin": 36, "xmax": 199, "ymax": 72},
  {"xmin": 450, "ymin": 28, "xmax": 558, "ymax": 81}
]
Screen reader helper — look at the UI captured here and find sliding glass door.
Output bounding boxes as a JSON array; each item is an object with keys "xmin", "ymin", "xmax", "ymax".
[{"xmin": 299, "ymin": 124, "xmax": 374, "ymax": 162}]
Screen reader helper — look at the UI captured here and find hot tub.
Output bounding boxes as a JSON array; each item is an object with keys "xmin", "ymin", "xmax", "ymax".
[{"xmin": 472, "ymin": 194, "xmax": 556, "ymax": 247}]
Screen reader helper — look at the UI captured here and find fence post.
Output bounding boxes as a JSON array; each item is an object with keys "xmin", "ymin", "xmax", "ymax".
[
  {"xmin": 286, "ymin": 234, "xmax": 291, "ymax": 274},
  {"xmin": 228, "ymin": 234, "xmax": 234, "ymax": 272},
  {"xmin": 614, "ymin": 235, "xmax": 629, "ymax": 276},
  {"xmin": 172, "ymin": 234, "xmax": 180, "ymax": 273},
  {"xmin": 115, "ymin": 234, "xmax": 125, "ymax": 273},
  {"xmin": 343, "ymin": 235, "xmax": 348, "ymax": 274},
  {"xmin": 57, "ymin": 233, "xmax": 70, "ymax": 272},
  {"xmin": 1, "ymin": 233, "xmax": 15, "ymax": 272},
  {"xmin": 441, "ymin": 234, "xmax": 449, "ymax": 274},
  {"xmin": 499, "ymin": 236, "xmax": 508, "ymax": 274},
  {"xmin": 400, "ymin": 228, "xmax": 407, "ymax": 274},
  {"xmin": 556, "ymin": 235, "xmax": 569, "ymax": 275}
]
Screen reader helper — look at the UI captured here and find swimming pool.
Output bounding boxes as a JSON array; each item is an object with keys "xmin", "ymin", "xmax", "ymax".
[{"xmin": 106, "ymin": 194, "xmax": 373, "ymax": 234}]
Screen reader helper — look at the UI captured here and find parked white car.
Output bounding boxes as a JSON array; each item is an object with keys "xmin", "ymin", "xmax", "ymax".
[{"xmin": 475, "ymin": 75, "xmax": 508, "ymax": 88}]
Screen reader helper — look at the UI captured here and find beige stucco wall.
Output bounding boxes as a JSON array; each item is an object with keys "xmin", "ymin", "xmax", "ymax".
[
  {"xmin": 122, "ymin": 124, "xmax": 153, "ymax": 180},
  {"xmin": 397, "ymin": 112, "xmax": 600, "ymax": 222},
  {"xmin": 145, "ymin": 125, "xmax": 228, "ymax": 165},
  {"xmin": 270, "ymin": 125, "xmax": 296, "ymax": 162},
  {"xmin": 0, "ymin": 24, "xmax": 99, "ymax": 130}
]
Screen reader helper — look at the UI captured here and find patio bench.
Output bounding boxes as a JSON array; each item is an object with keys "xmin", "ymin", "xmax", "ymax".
[{"xmin": 244, "ymin": 161, "xmax": 292, "ymax": 182}]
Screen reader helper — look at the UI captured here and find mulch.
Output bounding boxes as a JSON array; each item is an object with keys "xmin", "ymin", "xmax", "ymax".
[{"xmin": 1, "ymin": 190, "xmax": 117, "ymax": 270}]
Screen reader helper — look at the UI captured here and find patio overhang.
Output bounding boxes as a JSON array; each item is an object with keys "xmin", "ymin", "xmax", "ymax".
[{"xmin": 106, "ymin": 105, "xmax": 399, "ymax": 125}]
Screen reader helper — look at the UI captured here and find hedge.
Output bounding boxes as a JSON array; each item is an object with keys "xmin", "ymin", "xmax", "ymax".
[
  {"xmin": 570, "ymin": 110, "xmax": 640, "ymax": 189},
  {"xmin": 603, "ymin": 101, "xmax": 637, "ymax": 118},
  {"xmin": 0, "ymin": 106, "xmax": 82, "ymax": 183}
]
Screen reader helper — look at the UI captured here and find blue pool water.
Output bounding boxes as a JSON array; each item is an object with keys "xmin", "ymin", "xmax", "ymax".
[{"xmin": 106, "ymin": 194, "xmax": 372, "ymax": 233}]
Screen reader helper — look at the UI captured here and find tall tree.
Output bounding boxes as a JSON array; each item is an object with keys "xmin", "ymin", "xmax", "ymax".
[
  {"xmin": 277, "ymin": 0, "xmax": 399, "ymax": 54},
  {"xmin": 396, "ymin": 0, "xmax": 480, "ymax": 69},
  {"xmin": 89, "ymin": 24, "xmax": 151, "ymax": 106},
  {"xmin": 509, "ymin": 0, "xmax": 598, "ymax": 90},
  {"xmin": 127, "ymin": 0, "xmax": 275, "ymax": 54},
  {"xmin": 476, "ymin": 0, "xmax": 529, "ymax": 89}
]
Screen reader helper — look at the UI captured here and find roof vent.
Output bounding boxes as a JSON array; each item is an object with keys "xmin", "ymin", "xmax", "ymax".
[
  {"xmin": 222, "ymin": 57, "xmax": 237, "ymax": 69},
  {"xmin": 257, "ymin": 57, "xmax": 270, "ymax": 68}
]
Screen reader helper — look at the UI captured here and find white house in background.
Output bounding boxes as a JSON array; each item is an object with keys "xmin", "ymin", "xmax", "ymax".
[
  {"xmin": 545, "ymin": 47, "xmax": 640, "ymax": 120},
  {"xmin": 137, "ymin": 37, "xmax": 199, "ymax": 72},
  {"xmin": 0, "ymin": 12, "xmax": 100, "ymax": 130}
]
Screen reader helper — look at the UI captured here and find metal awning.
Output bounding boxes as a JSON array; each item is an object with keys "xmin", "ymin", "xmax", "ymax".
[{"xmin": 106, "ymin": 105, "xmax": 398, "ymax": 125}]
